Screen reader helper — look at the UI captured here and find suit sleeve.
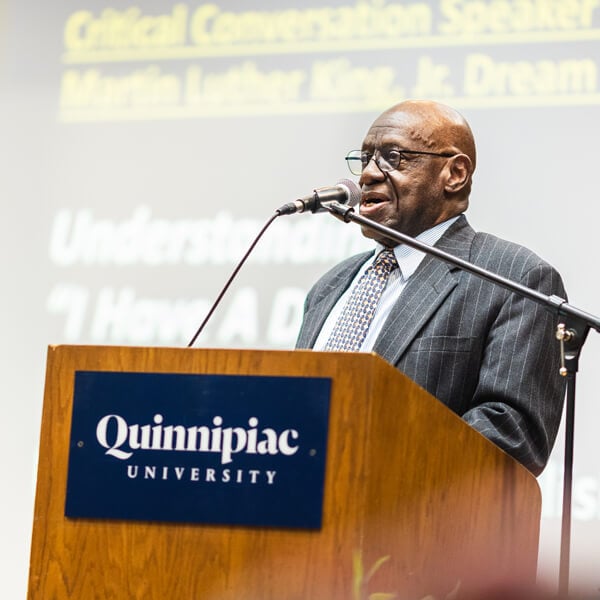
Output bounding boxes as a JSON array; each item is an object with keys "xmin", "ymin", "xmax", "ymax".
[{"xmin": 462, "ymin": 262, "xmax": 566, "ymax": 476}]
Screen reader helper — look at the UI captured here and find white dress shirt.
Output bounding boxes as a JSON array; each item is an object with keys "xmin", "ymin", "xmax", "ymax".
[{"xmin": 314, "ymin": 216, "xmax": 460, "ymax": 352}]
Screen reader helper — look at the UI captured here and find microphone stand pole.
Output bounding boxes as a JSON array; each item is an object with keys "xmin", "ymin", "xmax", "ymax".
[{"xmin": 324, "ymin": 201, "xmax": 599, "ymax": 595}]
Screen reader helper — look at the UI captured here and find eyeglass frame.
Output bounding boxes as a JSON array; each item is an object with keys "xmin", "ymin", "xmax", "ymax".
[{"xmin": 345, "ymin": 148, "xmax": 458, "ymax": 176}]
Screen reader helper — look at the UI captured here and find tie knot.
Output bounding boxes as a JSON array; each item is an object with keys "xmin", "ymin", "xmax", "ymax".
[{"xmin": 373, "ymin": 249, "xmax": 398, "ymax": 274}]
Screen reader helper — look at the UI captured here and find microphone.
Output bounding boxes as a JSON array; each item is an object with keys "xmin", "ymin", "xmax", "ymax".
[{"xmin": 276, "ymin": 179, "xmax": 361, "ymax": 216}]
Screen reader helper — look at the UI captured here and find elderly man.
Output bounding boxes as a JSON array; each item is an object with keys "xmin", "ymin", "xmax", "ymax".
[{"xmin": 296, "ymin": 100, "xmax": 565, "ymax": 475}]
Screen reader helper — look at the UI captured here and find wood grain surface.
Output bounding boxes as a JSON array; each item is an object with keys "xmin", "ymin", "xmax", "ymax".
[{"xmin": 28, "ymin": 345, "xmax": 541, "ymax": 599}]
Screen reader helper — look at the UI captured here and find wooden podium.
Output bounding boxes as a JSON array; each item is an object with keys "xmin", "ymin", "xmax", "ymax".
[{"xmin": 28, "ymin": 345, "xmax": 541, "ymax": 599}]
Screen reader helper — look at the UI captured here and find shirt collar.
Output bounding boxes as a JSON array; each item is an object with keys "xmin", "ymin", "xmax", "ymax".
[{"xmin": 374, "ymin": 215, "xmax": 461, "ymax": 280}]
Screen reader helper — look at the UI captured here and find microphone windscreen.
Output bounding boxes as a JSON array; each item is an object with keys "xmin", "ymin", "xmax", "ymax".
[{"xmin": 336, "ymin": 179, "xmax": 361, "ymax": 207}]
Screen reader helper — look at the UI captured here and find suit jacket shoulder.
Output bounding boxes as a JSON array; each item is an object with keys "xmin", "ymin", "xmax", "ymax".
[{"xmin": 470, "ymin": 228, "xmax": 562, "ymax": 281}]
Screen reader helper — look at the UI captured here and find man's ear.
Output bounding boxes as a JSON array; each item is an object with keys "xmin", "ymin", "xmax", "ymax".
[{"xmin": 444, "ymin": 154, "xmax": 473, "ymax": 193}]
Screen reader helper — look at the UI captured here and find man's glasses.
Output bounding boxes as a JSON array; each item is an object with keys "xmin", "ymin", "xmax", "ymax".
[{"xmin": 345, "ymin": 148, "xmax": 457, "ymax": 176}]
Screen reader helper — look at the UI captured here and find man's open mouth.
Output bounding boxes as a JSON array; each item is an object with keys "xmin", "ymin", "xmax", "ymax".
[{"xmin": 361, "ymin": 192, "xmax": 389, "ymax": 207}]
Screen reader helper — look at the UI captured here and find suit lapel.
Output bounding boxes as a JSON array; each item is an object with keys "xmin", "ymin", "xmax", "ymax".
[
  {"xmin": 300, "ymin": 252, "xmax": 373, "ymax": 348},
  {"xmin": 373, "ymin": 216, "xmax": 476, "ymax": 365}
]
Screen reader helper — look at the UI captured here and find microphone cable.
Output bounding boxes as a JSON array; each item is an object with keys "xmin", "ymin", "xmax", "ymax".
[{"xmin": 187, "ymin": 212, "xmax": 280, "ymax": 348}]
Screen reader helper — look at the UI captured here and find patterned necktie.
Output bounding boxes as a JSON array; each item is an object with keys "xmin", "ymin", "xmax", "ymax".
[{"xmin": 324, "ymin": 249, "xmax": 398, "ymax": 352}]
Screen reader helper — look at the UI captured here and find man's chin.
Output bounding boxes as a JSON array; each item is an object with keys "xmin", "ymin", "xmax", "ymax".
[{"xmin": 360, "ymin": 225, "xmax": 397, "ymax": 248}]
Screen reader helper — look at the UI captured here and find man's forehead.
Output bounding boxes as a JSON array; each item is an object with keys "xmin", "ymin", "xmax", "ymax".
[
  {"xmin": 362, "ymin": 122, "xmax": 413, "ymax": 146},
  {"xmin": 374, "ymin": 106, "xmax": 421, "ymax": 126}
]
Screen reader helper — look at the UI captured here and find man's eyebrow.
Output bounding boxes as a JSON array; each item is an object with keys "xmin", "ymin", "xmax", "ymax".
[{"xmin": 361, "ymin": 143, "xmax": 402, "ymax": 152}]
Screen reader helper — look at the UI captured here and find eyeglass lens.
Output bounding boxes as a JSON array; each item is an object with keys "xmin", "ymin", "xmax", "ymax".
[{"xmin": 345, "ymin": 150, "xmax": 397, "ymax": 175}]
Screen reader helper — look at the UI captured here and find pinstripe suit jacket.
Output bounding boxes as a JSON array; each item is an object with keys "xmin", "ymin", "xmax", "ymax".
[{"xmin": 296, "ymin": 215, "xmax": 566, "ymax": 475}]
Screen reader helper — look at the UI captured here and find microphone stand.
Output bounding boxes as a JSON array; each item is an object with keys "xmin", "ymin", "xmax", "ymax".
[{"xmin": 324, "ymin": 201, "xmax": 600, "ymax": 595}]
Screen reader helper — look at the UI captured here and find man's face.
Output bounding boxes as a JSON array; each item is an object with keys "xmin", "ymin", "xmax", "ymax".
[{"xmin": 358, "ymin": 110, "xmax": 452, "ymax": 245}]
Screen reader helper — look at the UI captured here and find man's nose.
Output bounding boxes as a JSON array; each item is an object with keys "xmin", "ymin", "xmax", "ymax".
[{"xmin": 359, "ymin": 156, "xmax": 386, "ymax": 186}]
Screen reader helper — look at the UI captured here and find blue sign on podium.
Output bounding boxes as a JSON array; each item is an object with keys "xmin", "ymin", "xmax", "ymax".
[{"xmin": 65, "ymin": 371, "xmax": 331, "ymax": 529}]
